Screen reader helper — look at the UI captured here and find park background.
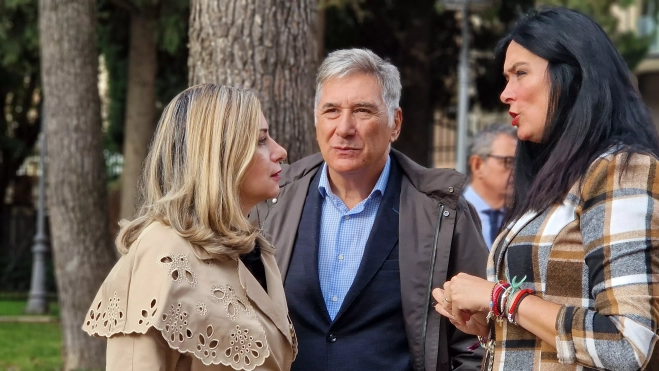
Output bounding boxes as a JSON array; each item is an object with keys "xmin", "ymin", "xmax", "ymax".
[{"xmin": 1, "ymin": 0, "xmax": 659, "ymax": 370}]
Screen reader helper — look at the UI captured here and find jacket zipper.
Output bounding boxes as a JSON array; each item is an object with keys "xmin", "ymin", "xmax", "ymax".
[{"xmin": 420, "ymin": 203, "xmax": 445, "ymax": 371}]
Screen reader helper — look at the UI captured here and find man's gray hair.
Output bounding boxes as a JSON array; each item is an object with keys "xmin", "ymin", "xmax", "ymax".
[
  {"xmin": 469, "ymin": 123, "xmax": 518, "ymax": 158},
  {"xmin": 314, "ymin": 48, "xmax": 401, "ymax": 127}
]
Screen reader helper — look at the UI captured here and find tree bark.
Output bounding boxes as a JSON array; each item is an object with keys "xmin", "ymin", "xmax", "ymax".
[
  {"xmin": 188, "ymin": 0, "xmax": 318, "ymax": 162},
  {"xmin": 120, "ymin": 7, "xmax": 158, "ymax": 220},
  {"xmin": 39, "ymin": 1, "xmax": 117, "ymax": 369}
]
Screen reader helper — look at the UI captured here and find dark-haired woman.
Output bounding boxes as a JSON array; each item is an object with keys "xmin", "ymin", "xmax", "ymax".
[{"xmin": 433, "ymin": 7, "xmax": 659, "ymax": 370}]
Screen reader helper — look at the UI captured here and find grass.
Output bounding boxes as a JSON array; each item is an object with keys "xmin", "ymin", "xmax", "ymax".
[
  {"xmin": 0, "ymin": 300, "xmax": 59, "ymax": 317},
  {"xmin": 0, "ymin": 322, "xmax": 62, "ymax": 371},
  {"xmin": 0, "ymin": 300, "xmax": 62, "ymax": 370}
]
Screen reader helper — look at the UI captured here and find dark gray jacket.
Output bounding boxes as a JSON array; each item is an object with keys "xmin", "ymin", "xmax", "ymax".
[{"xmin": 252, "ymin": 149, "xmax": 489, "ymax": 371}]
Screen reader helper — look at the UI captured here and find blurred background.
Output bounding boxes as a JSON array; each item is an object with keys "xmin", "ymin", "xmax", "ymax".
[{"xmin": 1, "ymin": 0, "xmax": 658, "ymax": 369}]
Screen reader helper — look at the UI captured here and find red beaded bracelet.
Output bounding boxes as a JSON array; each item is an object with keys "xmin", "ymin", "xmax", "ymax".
[
  {"xmin": 490, "ymin": 282, "xmax": 509, "ymax": 318},
  {"xmin": 507, "ymin": 288, "xmax": 535, "ymax": 324}
]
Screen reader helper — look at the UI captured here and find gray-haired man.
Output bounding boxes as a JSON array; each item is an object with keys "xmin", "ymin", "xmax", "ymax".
[
  {"xmin": 252, "ymin": 48, "xmax": 488, "ymax": 371},
  {"xmin": 464, "ymin": 123, "xmax": 517, "ymax": 250}
]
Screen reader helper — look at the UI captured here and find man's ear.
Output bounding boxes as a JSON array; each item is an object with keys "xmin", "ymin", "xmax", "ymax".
[
  {"xmin": 390, "ymin": 108, "xmax": 403, "ymax": 142},
  {"xmin": 469, "ymin": 155, "xmax": 483, "ymax": 176}
]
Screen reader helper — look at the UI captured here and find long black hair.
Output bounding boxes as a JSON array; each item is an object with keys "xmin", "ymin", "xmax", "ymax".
[{"xmin": 496, "ymin": 7, "xmax": 659, "ymax": 224}]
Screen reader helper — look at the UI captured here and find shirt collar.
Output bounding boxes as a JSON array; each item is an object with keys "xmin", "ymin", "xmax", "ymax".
[
  {"xmin": 463, "ymin": 184, "xmax": 504, "ymax": 213},
  {"xmin": 318, "ymin": 156, "xmax": 392, "ymax": 200}
]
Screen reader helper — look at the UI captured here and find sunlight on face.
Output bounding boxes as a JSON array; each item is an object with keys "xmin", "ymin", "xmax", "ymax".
[
  {"xmin": 239, "ymin": 112, "xmax": 287, "ymax": 215},
  {"xmin": 315, "ymin": 73, "xmax": 401, "ymax": 180},
  {"xmin": 500, "ymin": 41, "xmax": 551, "ymax": 143}
]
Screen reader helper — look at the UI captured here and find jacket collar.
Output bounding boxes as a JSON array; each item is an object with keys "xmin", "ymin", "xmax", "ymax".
[
  {"xmin": 279, "ymin": 149, "xmax": 466, "ymax": 210},
  {"xmin": 183, "ymin": 236, "xmax": 296, "ymax": 346}
]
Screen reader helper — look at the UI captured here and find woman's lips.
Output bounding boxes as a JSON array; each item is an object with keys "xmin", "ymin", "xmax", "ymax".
[{"xmin": 510, "ymin": 112, "xmax": 519, "ymax": 126}]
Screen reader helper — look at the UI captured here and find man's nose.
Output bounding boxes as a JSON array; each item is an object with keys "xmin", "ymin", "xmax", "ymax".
[{"xmin": 335, "ymin": 112, "xmax": 356, "ymax": 137}]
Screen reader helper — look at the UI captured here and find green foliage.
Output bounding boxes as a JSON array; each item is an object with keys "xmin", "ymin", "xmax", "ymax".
[
  {"xmin": 325, "ymin": 0, "xmax": 651, "ymax": 113},
  {"xmin": 98, "ymin": 1, "xmax": 130, "ymax": 154},
  {"xmin": 617, "ymin": 31, "xmax": 653, "ymax": 71},
  {"xmin": 98, "ymin": 0, "xmax": 189, "ymax": 154},
  {"xmin": 0, "ymin": 0, "xmax": 40, "ymax": 204},
  {"xmin": 157, "ymin": 0, "xmax": 189, "ymax": 55},
  {"xmin": 538, "ymin": 0, "xmax": 651, "ymax": 70},
  {"xmin": 0, "ymin": 0, "xmax": 39, "ymax": 71},
  {"xmin": 0, "ymin": 235, "xmax": 58, "ymax": 293},
  {"xmin": 0, "ymin": 322, "xmax": 62, "ymax": 371}
]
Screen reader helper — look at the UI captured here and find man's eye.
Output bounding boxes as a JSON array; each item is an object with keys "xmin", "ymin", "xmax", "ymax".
[{"xmin": 323, "ymin": 109, "xmax": 340, "ymax": 117}]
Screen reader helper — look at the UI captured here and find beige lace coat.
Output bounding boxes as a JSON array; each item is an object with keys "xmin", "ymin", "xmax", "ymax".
[{"xmin": 82, "ymin": 222, "xmax": 297, "ymax": 371}]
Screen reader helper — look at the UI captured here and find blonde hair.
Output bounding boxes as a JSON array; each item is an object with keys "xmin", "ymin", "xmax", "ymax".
[{"xmin": 116, "ymin": 84, "xmax": 262, "ymax": 260}]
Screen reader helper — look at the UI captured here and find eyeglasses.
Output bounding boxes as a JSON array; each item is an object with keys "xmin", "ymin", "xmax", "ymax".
[{"xmin": 484, "ymin": 154, "xmax": 515, "ymax": 170}]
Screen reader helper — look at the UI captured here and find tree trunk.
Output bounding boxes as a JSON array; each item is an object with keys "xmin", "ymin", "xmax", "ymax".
[
  {"xmin": 120, "ymin": 7, "xmax": 158, "ymax": 220},
  {"xmin": 188, "ymin": 0, "xmax": 318, "ymax": 162},
  {"xmin": 39, "ymin": 1, "xmax": 117, "ymax": 369},
  {"xmin": 393, "ymin": 1, "xmax": 435, "ymax": 167}
]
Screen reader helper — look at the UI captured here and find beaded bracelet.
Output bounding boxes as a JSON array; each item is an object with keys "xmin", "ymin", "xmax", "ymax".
[
  {"xmin": 490, "ymin": 282, "xmax": 508, "ymax": 318},
  {"xmin": 468, "ymin": 335, "xmax": 490, "ymax": 351},
  {"xmin": 499, "ymin": 286, "xmax": 514, "ymax": 318},
  {"xmin": 502, "ymin": 275, "xmax": 527, "ymax": 310},
  {"xmin": 508, "ymin": 289, "xmax": 535, "ymax": 325},
  {"xmin": 505, "ymin": 286, "xmax": 526, "ymax": 320}
]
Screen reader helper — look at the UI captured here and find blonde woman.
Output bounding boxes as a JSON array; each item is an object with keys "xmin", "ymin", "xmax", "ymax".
[{"xmin": 82, "ymin": 84, "xmax": 295, "ymax": 370}]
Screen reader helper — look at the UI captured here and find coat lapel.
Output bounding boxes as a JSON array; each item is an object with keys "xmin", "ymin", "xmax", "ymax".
[
  {"xmin": 292, "ymin": 170, "xmax": 332, "ymax": 322},
  {"xmin": 491, "ymin": 210, "xmax": 541, "ymax": 281},
  {"xmin": 238, "ymin": 239, "xmax": 294, "ymax": 345},
  {"xmin": 258, "ymin": 168, "xmax": 319, "ymax": 280},
  {"xmin": 334, "ymin": 160, "xmax": 402, "ymax": 320}
]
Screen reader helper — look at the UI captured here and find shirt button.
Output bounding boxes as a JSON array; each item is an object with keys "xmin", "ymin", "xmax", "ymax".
[
  {"xmin": 344, "ymin": 215, "xmax": 350, "ymax": 220},
  {"xmin": 332, "ymin": 296, "xmax": 338, "ymax": 302},
  {"xmin": 338, "ymin": 254, "xmax": 344, "ymax": 261},
  {"xmin": 327, "ymin": 333, "xmax": 337, "ymax": 343}
]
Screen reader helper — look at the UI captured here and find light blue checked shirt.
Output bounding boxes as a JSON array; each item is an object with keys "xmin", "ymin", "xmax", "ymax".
[{"xmin": 317, "ymin": 157, "xmax": 391, "ymax": 320}]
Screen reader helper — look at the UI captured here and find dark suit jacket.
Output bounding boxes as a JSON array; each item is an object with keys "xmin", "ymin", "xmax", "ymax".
[{"xmin": 253, "ymin": 150, "xmax": 489, "ymax": 371}]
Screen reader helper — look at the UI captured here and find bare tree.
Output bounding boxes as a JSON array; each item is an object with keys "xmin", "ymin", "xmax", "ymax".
[
  {"xmin": 40, "ymin": 0, "xmax": 116, "ymax": 369},
  {"xmin": 188, "ymin": 0, "xmax": 319, "ymax": 162}
]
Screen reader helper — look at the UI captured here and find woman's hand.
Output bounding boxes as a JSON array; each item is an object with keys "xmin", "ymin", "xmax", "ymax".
[
  {"xmin": 432, "ymin": 273, "xmax": 495, "ymax": 336},
  {"xmin": 433, "ymin": 287, "xmax": 489, "ymax": 337}
]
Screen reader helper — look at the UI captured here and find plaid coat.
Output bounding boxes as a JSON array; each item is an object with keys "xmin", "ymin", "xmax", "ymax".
[{"xmin": 486, "ymin": 149, "xmax": 659, "ymax": 370}]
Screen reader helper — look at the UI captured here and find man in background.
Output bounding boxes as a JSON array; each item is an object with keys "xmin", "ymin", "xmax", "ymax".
[{"xmin": 463, "ymin": 123, "xmax": 517, "ymax": 250}]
